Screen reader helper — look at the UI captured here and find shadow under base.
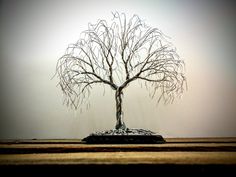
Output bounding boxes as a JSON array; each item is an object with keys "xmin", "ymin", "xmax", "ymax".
[{"xmin": 82, "ymin": 128, "xmax": 165, "ymax": 144}]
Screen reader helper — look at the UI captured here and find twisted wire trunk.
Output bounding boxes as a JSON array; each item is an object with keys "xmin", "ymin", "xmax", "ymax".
[{"xmin": 115, "ymin": 88, "xmax": 126, "ymax": 130}]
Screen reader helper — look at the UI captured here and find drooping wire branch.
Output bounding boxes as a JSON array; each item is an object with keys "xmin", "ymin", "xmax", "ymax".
[{"xmin": 55, "ymin": 12, "xmax": 186, "ymax": 129}]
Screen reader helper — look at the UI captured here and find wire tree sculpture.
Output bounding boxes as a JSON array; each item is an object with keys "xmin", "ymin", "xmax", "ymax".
[{"xmin": 56, "ymin": 12, "xmax": 186, "ymax": 131}]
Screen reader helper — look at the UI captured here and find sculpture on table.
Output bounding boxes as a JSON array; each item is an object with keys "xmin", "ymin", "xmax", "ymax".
[{"xmin": 55, "ymin": 12, "xmax": 186, "ymax": 143}]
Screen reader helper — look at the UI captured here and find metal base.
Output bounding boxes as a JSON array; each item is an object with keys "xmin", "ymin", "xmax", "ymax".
[{"xmin": 82, "ymin": 129, "xmax": 165, "ymax": 144}]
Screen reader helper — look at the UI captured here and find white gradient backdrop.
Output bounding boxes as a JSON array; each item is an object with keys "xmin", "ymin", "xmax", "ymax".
[{"xmin": 0, "ymin": 0, "xmax": 236, "ymax": 138}]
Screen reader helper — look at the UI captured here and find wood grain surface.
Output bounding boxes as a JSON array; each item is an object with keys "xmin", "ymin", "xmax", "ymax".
[
  {"xmin": 0, "ymin": 151, "xmax": 236, "ymax": 165},
  {"xmin": 0, "ymin": 138, "xmax": 235, "ymax": 165},
  {"xmin": 0, "ymin": 138, "xmax": 235, "ymax": 177}
]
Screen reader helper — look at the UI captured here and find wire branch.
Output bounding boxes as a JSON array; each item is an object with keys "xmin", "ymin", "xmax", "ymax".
[{"xmin": 55, "ymin": 12, "xmax": 186, "ymax": 109}]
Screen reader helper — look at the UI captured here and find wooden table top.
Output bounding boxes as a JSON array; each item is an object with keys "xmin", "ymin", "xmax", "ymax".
[{"xmin": 0, "ymin": 138, "xmax": 235, "ymax": 165}]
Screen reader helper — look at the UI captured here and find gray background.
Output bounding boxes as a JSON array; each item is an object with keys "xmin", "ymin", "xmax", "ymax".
[{"xmin": 0, "ymin": 0, "xmax": 236, "ymax": 139}]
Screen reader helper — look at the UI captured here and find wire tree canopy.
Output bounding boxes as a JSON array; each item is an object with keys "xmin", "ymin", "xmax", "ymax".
[{"xmin": 56, "ymin": 12, "xmax": 186, "ymax": 130}]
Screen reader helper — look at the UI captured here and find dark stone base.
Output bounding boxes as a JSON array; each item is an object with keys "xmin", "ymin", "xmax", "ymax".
[{"xmin": 82, "ymin": 135, "xmax": 165, "ymax": 144}]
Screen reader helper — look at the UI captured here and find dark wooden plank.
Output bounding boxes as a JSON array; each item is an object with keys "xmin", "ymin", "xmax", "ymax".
[
  {"xmin": 0, "ymin": 143, "xmax": 236, "ymax": 153},
  {"xmin": 0, "ymin": 138, "xmax": 235, "ymax": 154},
  {"xmin": 0, "ymin": 137, "xmax": 236, "ymax": 144}
]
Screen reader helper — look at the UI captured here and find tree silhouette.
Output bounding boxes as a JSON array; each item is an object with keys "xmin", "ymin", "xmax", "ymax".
[{"xmin": 56, "ymin": 12, "xmax": 186, "ymax": 130}]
